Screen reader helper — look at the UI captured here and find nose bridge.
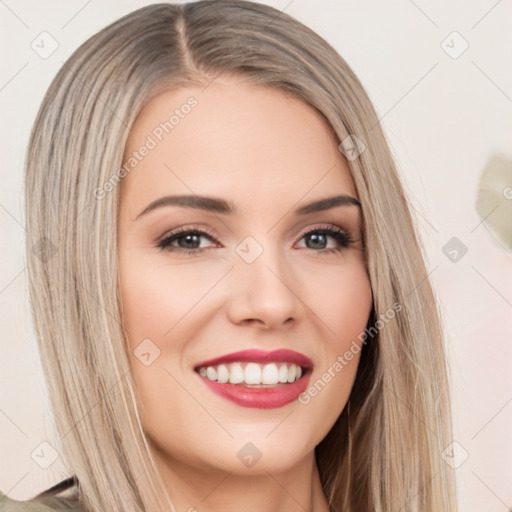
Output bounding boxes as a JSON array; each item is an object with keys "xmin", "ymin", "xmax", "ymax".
[{"xmin": 227, "ymin": 234, "xmax": 302, "ymax": 327}]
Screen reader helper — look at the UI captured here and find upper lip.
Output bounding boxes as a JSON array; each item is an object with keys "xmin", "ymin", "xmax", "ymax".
[{"xmin": 193, "ymin": 349, "xmax": 313, "ymax": 371}]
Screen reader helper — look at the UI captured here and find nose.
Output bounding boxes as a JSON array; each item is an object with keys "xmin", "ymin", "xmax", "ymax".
[{"xmin": 226, "ymin": 244, "xmax": 304, "ymax": 329}]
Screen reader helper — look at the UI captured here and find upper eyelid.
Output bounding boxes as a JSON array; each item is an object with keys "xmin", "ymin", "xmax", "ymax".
[{"xmin": 158, "ymin": 225, "xmax": 216, "ymax": 239}]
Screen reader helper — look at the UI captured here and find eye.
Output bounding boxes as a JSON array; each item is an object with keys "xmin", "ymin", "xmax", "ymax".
[
  {"xmin": 295, "ymin": 225, "xmax": 355, "ymax": 254},
  {"xmin": 156, "ymin": 226, "xmax": 219, "ymax": 255}
]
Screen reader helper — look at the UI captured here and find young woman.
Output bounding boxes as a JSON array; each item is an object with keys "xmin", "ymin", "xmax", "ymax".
[{"xmin": 1, "ymin": 1, "xmax": 457, "ymax": 511}]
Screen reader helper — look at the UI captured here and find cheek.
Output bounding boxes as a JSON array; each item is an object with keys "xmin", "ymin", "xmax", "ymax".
[
  {"xmin": 119, "ymin": 253, "xmax": 219, "ymax": 346},
  {"xmin": 305, "ymin": 258, "xmax": 373, "ymax": 344},
  {"xmin": 120, "ymin": 266, "xmax": 173, "ymax": 342}
]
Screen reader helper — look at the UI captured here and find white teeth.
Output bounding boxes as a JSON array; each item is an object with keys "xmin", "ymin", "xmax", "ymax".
[
  {"xmin": 287, "ymin": 364, "xmax": 297, "ymax": 383},
  {"xmin": 261, "ymin": 363, "xmax": 279, "ymax": 385},
  {"xmin": 228, "ymin": 362, "xmax": 244, "ymax": 384},
  {"xmin": 198, "ymin": 361, "xmax": 304, "ymax": 385},
  {"xmin": 217, "ymin": 364, "xmax": 230, "ymax": 384},
  {"xmin": 244, "ymin": 362, "xmax": 262, "ymax": 384},
  {"xmin": 206, "ymin": 366, "xmax": 217, "ymax": 381},
  {"xmin": 278, "ymin": 363, "xmax": 288, "ymax": 383}
]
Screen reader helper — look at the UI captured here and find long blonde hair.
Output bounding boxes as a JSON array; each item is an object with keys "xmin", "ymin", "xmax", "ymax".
[{"xmin": 24, "ymin": 1, "xmax": 457, "ymax": 510}]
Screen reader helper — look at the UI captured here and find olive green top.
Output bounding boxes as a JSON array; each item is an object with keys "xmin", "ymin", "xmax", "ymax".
[
  {"xmin": 0, "ymin": 491, "xmax": 82, "ymax": 512},
  {"xmin": 0, "ymin": 491, "xmax": 81, "ymax": 512},
  {"xmin": 0, "ymin": 478, "xmax": 81, "ymax": 511}
]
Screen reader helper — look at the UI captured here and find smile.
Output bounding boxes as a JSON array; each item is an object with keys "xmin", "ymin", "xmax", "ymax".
[{"xmin": 193, "ymin": 349, "xmax": 313, "ymax": 409}]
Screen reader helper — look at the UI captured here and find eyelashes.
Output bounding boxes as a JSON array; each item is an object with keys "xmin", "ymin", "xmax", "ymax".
[
  {"xmin": 293, "ymin": 226, "xmax": 355, "ymax": 253},
  {"xmin": 156, "ymin": 224, "xmax": 356, "ymax": 257},
  {"xmin": 157, "ymin": 226, "xmax": 220, "ymax": 255}
]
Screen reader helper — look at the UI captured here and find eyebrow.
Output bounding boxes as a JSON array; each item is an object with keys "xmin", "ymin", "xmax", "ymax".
[{"xmin": 135, "ymin": 193, "xmax": 361, "ymax": 220}]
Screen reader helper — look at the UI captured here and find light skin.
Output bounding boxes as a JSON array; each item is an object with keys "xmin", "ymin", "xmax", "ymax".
[{"xmin": 117, "ymin": 76, "xmax": 373, "ymax": 512}]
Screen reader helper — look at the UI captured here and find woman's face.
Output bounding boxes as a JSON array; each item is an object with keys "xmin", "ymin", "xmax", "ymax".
[{"xmin": 117, "ymin": 77, "xmax": 373, "ymax": 477}]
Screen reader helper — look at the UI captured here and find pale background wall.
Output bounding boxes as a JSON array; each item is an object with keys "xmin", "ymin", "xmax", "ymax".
[{"xmin": 1, "ymin": 1, "xmax": 511, "ymax": 510}]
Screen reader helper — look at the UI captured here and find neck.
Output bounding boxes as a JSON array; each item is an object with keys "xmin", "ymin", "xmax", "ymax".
[{"xmin": 151, "ymin": 447, "xmax": 331, "ymax": 512}]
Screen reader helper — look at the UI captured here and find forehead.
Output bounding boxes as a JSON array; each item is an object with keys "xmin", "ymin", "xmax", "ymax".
[{"xmin": 119, "ymin": 78, "xmax": 357, "ymax": 216}]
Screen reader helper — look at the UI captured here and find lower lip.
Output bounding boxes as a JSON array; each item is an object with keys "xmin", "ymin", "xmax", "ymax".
[{"xmin": 197, "ymin": 370, "xmax": 312, "ymax": 409}]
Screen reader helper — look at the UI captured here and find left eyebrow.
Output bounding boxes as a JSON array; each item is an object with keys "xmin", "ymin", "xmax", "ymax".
[
  {"xmin": 135, "ymin": 193, "xmax": 361, "ymax": 220},
  {"xmin": 295, "ymin": 194, "xmax": 361, "ymax": 214}
]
